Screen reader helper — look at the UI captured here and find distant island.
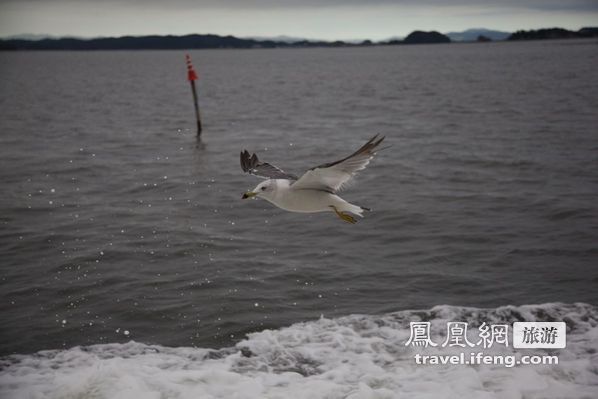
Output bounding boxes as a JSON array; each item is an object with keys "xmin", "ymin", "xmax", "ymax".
[
  {"xmin": 404, "ymin": 31, "xmax": 451, "ymax": 44},
  {"xmin": 508, "ymin": 27, "xmax": 598, "ymax": 41},
  {"xmin": 0, "ymin": 31, "xmax": 451, "ymax": 50},
  {"xmin": 0, "ymin": 27, "xmax": 596, "ymax": 50},
  {"xmin": 446, "ymin": 28, "xmax": 510, "ymax": 42}
]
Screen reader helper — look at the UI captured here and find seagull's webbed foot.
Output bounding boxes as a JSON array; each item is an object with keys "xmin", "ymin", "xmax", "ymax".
[{"xmin": 330, "ymin": 206, "xmax": 357, "ymax": 224}]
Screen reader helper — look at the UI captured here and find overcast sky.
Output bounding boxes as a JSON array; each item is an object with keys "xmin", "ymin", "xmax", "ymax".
[{"xmin": 1, "ymin": 0, "xmax": 597, "ymax": 40}]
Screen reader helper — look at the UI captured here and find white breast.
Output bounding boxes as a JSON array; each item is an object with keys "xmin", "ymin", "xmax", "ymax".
[{"xmin": 274, "ymin": 189, "xmax": 338, "ymax": 213}]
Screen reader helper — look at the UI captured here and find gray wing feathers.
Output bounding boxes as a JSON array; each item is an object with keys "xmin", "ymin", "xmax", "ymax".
[
  {"xmin": 290, "ymin": 134, "xmax": 385, "ymax": 193},
  {"xmin": 240, "ymin": 150, "xmax": 298, "ymax": 180}
]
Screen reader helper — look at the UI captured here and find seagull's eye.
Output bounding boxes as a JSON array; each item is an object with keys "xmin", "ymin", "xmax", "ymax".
[{"xmin": 261, "ymin": 186, "xmax": 266, "ymax": 191}]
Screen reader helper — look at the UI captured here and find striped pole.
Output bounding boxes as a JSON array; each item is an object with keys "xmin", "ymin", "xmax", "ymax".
[{"xmin": 186, "ymin": 54, "xmax": 202, "ymax": 137}]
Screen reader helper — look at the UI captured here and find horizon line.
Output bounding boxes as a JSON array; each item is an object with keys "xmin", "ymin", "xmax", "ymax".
[{"xmin": 3, "ymin": 26, "xmax": 594, "ymax": 42}]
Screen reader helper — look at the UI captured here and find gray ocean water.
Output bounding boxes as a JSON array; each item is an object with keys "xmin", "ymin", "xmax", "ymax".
[{"xmin": 1, "ymin": 39, "xmax": 597, "ymax": 359}]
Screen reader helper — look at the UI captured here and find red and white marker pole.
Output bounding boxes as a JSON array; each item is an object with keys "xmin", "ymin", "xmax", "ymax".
[{"xmin": 186, "ymin": 54, "xmax": 202, "ymax": 137}]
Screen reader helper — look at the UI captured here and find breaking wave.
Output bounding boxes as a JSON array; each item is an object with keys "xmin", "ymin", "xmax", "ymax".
[{"xmin": 1, "ymin": 302, "xmax": 597, "ymax": 399}]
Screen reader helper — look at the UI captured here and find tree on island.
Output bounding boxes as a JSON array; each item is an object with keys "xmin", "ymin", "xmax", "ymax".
[{"xmin": 404, "ymin": 31, "xmax": 451, "ymax": 44}]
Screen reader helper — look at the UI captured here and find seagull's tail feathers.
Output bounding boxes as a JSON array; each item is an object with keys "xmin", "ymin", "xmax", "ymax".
[{"xmin": 342, "ymin": 202, "xmax": 366, "ymax": 217}]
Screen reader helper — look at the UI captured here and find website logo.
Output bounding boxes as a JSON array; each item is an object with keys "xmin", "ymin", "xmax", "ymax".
[{"xmin": 512, "ymin": 322, "xmax": 566, "ymax": 348}]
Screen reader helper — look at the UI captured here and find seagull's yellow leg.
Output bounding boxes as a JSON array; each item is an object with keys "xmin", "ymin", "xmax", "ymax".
[{"xmin": 330, "ymin": 206, "xmax": 357, "ymax": 224}]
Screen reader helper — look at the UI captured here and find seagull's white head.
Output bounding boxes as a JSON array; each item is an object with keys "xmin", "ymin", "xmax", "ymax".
[{"xmin": 242, "ymin": 180, "xmax": 275, "ymax": 200}]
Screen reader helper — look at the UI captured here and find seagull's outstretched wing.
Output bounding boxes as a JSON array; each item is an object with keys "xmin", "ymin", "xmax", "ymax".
[
  {"xmin": 240, "ymin": 150, "xmax": 298, "ymax": 180},
  {"xmin": 291, "ymin": 134, "xmax": 385, "ymax": 193}
]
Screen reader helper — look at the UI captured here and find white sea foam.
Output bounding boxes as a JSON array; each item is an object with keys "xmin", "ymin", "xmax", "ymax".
[{"xmin": 1, "ymin": 303, "xmax": 596, "ymax": 399}]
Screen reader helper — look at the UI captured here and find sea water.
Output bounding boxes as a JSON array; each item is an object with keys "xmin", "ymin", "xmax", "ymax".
[{"xmin": 1, "ymin": 39, "xmax": 597, "ymax": 397}]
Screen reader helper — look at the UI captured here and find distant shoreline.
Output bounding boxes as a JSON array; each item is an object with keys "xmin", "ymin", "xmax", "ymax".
[{"xmin": 1, "ymin": 27, "xmax": 596, "ymax": 51}]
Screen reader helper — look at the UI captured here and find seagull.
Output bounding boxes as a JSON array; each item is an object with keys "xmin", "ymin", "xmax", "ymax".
[{"xmin": 240, "ymin": 135, "xmax": 385, "ymax": 224}]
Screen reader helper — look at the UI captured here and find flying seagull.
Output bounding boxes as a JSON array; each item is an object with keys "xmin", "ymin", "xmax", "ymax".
[{"xmin": 240, "ymin": 135, "xmax": 385, "ymax": 224}]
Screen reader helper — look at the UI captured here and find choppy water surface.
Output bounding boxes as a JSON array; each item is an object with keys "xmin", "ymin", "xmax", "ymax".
[{"xmin": 1, "ymin": 39, "xmax": 597, "ymax": 397}]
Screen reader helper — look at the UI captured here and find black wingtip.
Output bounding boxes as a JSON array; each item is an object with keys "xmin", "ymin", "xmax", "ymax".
[
  {"xmin": 240, "ymin": 150, "xmax": 247, "ymax": 172},
  {"xmin": 372, "ymin": 134, "xmax": 385, "ymax": 146},
  {"xmin": 370, "ymin": 135, "xmax": 387, "ymax": 153},
  {"xmin": 362, "ymin": 134, "xmax": 385, "ymax": 155},
  {"xmin": 240, "ymin": 149, "xmax": 254, "ymax": 173}
]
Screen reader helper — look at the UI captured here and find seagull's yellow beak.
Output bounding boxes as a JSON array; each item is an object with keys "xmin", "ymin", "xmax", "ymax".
[{"xmin": 242, "ymin": 191, "xmax": 257, "ymax": 199}]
